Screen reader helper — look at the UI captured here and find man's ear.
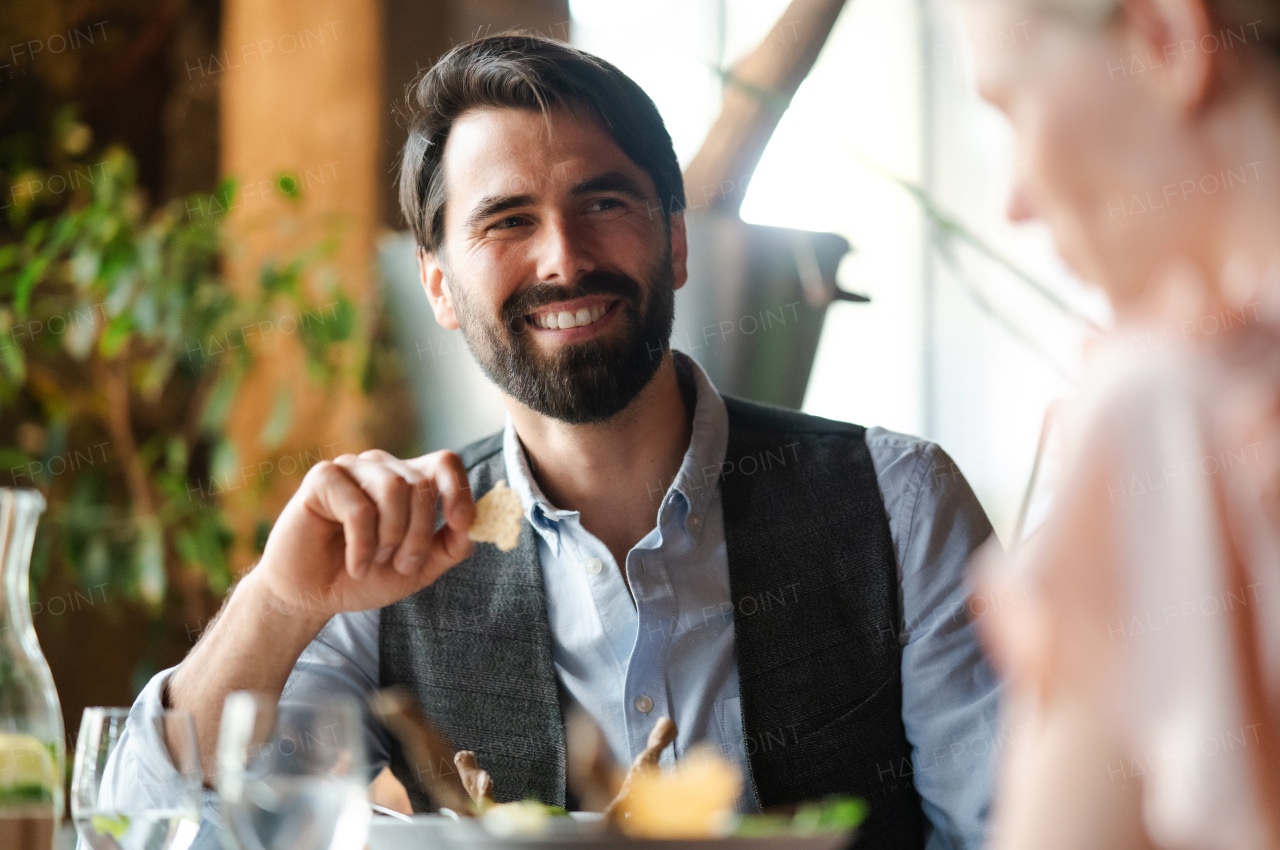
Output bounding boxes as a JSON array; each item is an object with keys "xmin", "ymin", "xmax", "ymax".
[
  {"xmin": 669, "ymin": 212, "xmax": 689, "ymax": 291},
  {"xmin": 418, "ymin": 247, "xmax": 460, "ymax": 330},
  {"xmin": 1120, "ymin": 0, "xmax": 1214, "ymax": 111}
]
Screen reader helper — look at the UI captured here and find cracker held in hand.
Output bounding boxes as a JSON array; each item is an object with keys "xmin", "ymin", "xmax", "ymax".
[{"xmin": 468, "ymin": 479, "xmax": 523, "ymax": 552}]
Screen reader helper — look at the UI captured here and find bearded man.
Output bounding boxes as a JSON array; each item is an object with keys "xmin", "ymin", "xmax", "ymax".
[{"xmin": 122, "ymin": 34, "xmax": 999, "ymax": 850}]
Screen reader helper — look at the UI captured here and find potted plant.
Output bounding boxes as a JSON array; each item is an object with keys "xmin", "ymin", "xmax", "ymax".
[{"xmin": 0, "ymin": 107, "xmax": 365, "ymax": 673}]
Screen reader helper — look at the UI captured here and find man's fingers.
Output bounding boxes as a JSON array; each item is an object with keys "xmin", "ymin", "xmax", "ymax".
[
  {"xmin": 406, "ymin": 450, "xmax": 476, "ymax": 531},
  {"xmin": 359, "ymin": 450, "xmax": 437, "ymax": 575},
  {"xmin": 334, "ymin": 454, "xmax": 412, "ymax": 568},
  {"xmin": 431, "ymin": 520, "xmax": 475, "ymax": 572},
  {"xmin": 314, "ymin": 449, "xmax": 475, "ymax": 590},
  {"xmin": 401, "ymin": 450, "xmax": 475, "ymax": 583},
  {"xmin": 304, "ymin": 461, "xmax": 379, "ymax": 578}
]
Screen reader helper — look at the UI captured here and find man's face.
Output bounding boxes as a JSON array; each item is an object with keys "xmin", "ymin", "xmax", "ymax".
[{"xmin": 420, "ymin": 106, "xmax": 687, "ymax": 424}]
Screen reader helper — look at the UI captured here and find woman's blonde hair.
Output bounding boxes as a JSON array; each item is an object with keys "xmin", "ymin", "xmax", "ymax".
[{"xmin": 1019, "ymin": 0, "xmax": 1280, "ymax": 58}]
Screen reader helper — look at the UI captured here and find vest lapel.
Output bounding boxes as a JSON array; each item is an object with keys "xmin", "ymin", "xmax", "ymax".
[
  {"xmin": 380, "ymin": 448, "xmax": 566, "ymax": 808},
  {"xmin": 721, "ymin": 397, "xmax": 924, "ymax": 848}
]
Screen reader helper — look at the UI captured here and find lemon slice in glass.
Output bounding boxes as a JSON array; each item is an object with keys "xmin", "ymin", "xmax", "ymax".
[
  {"xmin": 0, "ymin": 733, "xmax": 58, "ymax": 808},
  {"xmin": 91, "ymin": 814, "xmax": 131, "ymax": 840}
]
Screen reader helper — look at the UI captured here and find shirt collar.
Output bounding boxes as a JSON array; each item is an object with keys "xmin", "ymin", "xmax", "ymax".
[
  {"xmin": 500, "ymin": 351, "xmax": 729, "ymax": 549},
  {"xmin": 666, "ymin": 351, "xmax": 728, "ymax": 543},
  {"xmin": 502, "ymin": 414, "xmax": 567, "ymax": 556}
]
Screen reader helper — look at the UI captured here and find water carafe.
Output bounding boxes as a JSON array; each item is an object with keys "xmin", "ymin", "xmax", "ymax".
[{"xmin": 0, "ymin": 489, "xmax": 65, "ymax": 849}]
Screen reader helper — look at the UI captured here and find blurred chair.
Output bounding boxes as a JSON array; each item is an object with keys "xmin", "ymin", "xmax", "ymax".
[{"xmin": 678, "ymin": 213, "xmax": 859, "ymax": 409}]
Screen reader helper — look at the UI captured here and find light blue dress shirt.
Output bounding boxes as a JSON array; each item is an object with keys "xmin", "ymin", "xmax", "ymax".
[
  {"xmin": 114, "ymin": 355, "xmax": 1000, "ymax": 850},
  {"xmin": 505, "ymin": 359, "xmax": 747, "ymax": 796}
]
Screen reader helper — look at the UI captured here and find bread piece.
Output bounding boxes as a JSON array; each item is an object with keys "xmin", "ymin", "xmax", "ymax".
[
  {"xmin": 618, "ymin": 745, "xmax": 742, "ymax": 839},
  {"xmin": 468, "ymin": 479, "xmax": 523, "ymax": 552}
]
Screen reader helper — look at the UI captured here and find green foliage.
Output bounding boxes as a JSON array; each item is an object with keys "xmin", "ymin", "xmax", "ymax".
[
  {"xmin": 0, "ymin": 107, "xmax": 364, "ymax": 612},
  {"xmin": 734, "ymin": 795, "xmax": 868, "ymax": 838}
]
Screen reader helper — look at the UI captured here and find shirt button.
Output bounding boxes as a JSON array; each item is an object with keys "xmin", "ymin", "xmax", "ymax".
[
  {"xmin": 635, "ymin": 695, "xmax": 654, "ymax": 714},
  {"xmin": 584, "ymin": 557, "xmax": 603, "ymax": 576}
]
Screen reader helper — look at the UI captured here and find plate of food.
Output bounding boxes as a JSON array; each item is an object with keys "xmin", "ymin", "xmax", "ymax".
[
  {"xmin": 367, "ymin": 810, "xmax": 856, "ymax": 850},
  {"xmin": 367, "ymin": 692, "xmax": 863, "ymax": 850}
]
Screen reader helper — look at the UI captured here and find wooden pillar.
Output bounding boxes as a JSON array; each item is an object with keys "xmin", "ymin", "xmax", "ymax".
[{"xmin": 220, "ymin": 0, "xmax": 382, "ymax": 569}]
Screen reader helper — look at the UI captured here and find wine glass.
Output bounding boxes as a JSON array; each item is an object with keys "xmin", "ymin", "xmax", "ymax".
[
  {"xmin": 215, "ymin": 692, "xmax": 369, "ymax": 850},
  {"xmin": 72, "ymin": 707, "xmax": 203, "ymax": 850}
]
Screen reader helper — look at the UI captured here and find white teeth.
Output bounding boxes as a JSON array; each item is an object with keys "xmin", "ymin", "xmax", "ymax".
[{"xmin": 532, "ymin": 303, "xmax": 609, "ymax": 330}]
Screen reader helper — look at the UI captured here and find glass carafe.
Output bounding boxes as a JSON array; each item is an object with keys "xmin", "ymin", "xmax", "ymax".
[{"xmin": 0, "ymin": 489, "xmax": 65, "ymax": 849}]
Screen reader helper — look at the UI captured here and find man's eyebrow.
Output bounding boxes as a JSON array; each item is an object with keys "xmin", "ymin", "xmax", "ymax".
[
  {"xmin": 572, "ymin": 172, "xmax": 648, "ymax": 201},
  {"xmin": 461, "ymin": 173, "xmax": 647, "ymax": 232},
  {"xmin": 462, "ymin": 193, "xmax": 536, "ymax": 232}
]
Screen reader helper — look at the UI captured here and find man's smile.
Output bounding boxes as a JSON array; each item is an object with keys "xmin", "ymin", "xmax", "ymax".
[{"xmin": 523, "ymin": 296, "xmax": 623, "ymax": 339}]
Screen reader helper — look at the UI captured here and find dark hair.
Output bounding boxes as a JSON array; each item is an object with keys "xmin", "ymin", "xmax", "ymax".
[{"xmin": 397, "ymin": 33, "xmax": 686, "ymax": 254}]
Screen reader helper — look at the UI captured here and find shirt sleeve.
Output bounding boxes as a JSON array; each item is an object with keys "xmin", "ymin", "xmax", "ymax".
[
  {"xmin": 94, "ymin": 608, "xmax": 385, "ymax": 850},
  {"xmin": 87, "ymin": 666, "xmax": 225, "ymax": 850},
  {"xmin": 282, "ymin": 607, "xmax": 392, "ymax": 776},
  {"xmin": 868, "ymin": 429, "xmax": 1002, "ymax": 850}
]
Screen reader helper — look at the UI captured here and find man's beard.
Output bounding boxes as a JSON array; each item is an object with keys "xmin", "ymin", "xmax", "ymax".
[{"xmin": 447, "ymin": 247, "xmax": 676, "ymax": 425}]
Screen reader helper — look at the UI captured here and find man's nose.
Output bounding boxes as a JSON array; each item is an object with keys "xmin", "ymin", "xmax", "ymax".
[
  {"xmin": 534, "ymin": 215, "xmax": 596, "ymax": 283},
  {"xmin": 1006, "ymin": 180, "xmax": 1037, "ymax": 224}
]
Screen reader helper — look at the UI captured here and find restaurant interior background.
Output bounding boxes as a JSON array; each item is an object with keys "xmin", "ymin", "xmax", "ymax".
[{"xmin": 0, "ymin": 0, "xmax": 1110, "ymax": 754}]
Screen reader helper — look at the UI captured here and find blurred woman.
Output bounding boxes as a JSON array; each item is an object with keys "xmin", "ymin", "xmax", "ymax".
[{"xmin": 960, "ymin": 0, "xmax": 1280, "ymax": 848}]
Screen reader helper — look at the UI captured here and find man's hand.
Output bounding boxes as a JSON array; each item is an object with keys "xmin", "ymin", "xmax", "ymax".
[
  {"xmin": 255, "ymin": 448, "xmax": 477, "ymax": 619},
  {"xmin": 166, "ymin": 448, "xmax": 476, "ymax": 780}
]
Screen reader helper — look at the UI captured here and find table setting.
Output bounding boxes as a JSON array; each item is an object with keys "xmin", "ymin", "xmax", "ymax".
[{"xmin": 2, "ymin": 489, "xmax": 861, "ymax": 850}]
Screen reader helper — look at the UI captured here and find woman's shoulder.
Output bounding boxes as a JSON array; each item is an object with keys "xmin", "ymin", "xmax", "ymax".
[{"xmin": 1074, "ymin": 323, "xmax": 1280, "ymax": 539}]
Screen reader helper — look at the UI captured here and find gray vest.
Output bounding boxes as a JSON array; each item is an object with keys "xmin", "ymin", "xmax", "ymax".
[{"xmin": 380, "ymin": 395, "xmax": 925, "ymax": 849}]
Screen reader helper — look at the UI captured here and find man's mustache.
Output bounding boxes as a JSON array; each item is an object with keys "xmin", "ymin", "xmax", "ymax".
[{"xmin": 501, "ymin": 271, "xmax": 642, "ymax": 333}]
